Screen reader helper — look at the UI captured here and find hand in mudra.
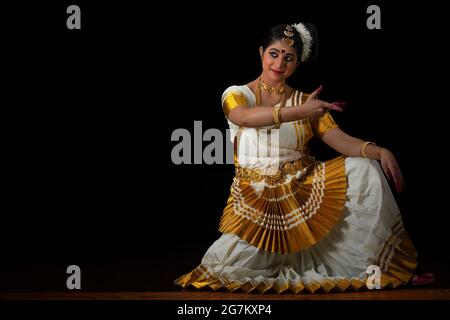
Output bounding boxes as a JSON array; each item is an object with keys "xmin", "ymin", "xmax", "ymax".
[
  {"xmin": 379, "ymin": 148, "xmax": 405, "ymax": 193},
  {"xmin": 302, "ymin": 85, "xmax": 345, "ymax": 118}
]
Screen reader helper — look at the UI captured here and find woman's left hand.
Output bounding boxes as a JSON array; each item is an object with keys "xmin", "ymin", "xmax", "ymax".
[{"xmin": 379, "ymin": 148, "xmax": 405, "ymax": 193}]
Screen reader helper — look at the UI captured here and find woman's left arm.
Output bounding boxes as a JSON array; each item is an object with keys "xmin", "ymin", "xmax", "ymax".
[{"xmin": 321, "ymin": 127, "xmax": 405, "ymax": 192}]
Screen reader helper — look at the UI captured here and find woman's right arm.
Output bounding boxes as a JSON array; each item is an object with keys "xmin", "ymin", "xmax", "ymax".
[
  {"xmin": 227, "ymin": 105, "xmax": 309, "ymax": 127},
  {"xmin": 227, "ymin": 97, "xmax": 344, "ymax": 128}
]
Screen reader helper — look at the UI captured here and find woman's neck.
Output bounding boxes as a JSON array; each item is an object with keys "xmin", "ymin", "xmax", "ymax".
[{"xmin": 260, "ymin": 74, "xmax": 285, "ymax": 88}]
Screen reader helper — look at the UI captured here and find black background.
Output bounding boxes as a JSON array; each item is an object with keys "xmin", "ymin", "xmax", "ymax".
[{"xmin": 2, "ymin": 0, "xmax": 449, "ymax": 291}]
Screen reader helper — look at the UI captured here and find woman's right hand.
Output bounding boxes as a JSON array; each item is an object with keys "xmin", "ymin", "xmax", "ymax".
[{"xmin": 297, "ymin": 85, "xmax": 345, "ymax": 118}]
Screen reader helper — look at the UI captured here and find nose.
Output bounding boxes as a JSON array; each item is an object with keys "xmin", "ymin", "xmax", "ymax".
[{"xmin": 274, "ymin": 56, "xmax": 284, "ymax": 70}]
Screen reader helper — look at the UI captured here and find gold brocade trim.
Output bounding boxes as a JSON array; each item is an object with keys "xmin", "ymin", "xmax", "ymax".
[
  {"xmin": 299, "ymin": 92, "xmax": 338, "ymax": 139},
  {"xmin": 310, "ymin": 112, "xmax": 339, "ymax": 138},
  {"xmin": 222, "ymin": 91, "xmax": 247, "ymax": 117},
  {"xmin": 290, "ymin": 89, "xmax": 296, "ymax": 106},
  {"xmin": 296, "ymin": 91, "xmax": 305, "ymax": 151},
  {"xmin": 301, "ymin": 92, "xmax": 309, "ymax": 105},
  {"xmin": 173, "ymin": 228, "xmax": 418, "ymax": 293},
  {"xmin": 235, "ymin": 156, "xmax": 315, "ymax": 185},
  {"xmin": 173, "ymin": 243, "xmax": 417, "ymax": 294},
  {"xmin": 376, "ymin": 219, "xmax": 418, "ymax": 285},
  {"xmin": 219, "ymin": 156, "xmax": 347, "ymax": 254}
]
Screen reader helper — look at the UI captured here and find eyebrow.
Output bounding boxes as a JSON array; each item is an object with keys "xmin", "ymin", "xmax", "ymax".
[{"xmin": 268, "ymin": 48, "xmax": 296, "ymax": 57}]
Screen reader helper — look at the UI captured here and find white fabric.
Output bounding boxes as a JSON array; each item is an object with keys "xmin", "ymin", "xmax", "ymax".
[
  {"xmin": 200, "ymin": 157, "xmax": 401, "ymax": 286},
  {"xmin": 222, "ymin": 85, "xmax": 306, "ymax": 169},
  {"xmin": 222, "ymin": 85, "xmax": 255, "ymax": 144}
]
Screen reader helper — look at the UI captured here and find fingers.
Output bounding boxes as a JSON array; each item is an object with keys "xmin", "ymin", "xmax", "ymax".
[
  {"xmin": 395, "ymin": 175, "xmax": 405, "ymax": 193},
  {"xmin": 328, "ymin": 104, "xmax": 344, "ymax": 112},
  {"xmin": 380, "ymin": 152, "xmax": 405, "ymax": 193},
  {"xmin": 308, "ymin": 85, "xmax": 323, "ymax": 100},
  {"xmin": 380, "ymin": 161, "xmax": 392, "ymax": 181},
  {"xmin": 392, "ymin": 163, "xmax": 404, "ymax": 192},
  {"xmin": 397, "ymin": 172, "xmax": 405, "ymax": 192},
  {"xmin": 389, "ymin": 164, "xmax": 405, "ymax": 193},
  {"xmin": 331, "ymin": 101, "xmax": 347, "ymax": 110},
  {"xmin": 394, "ymin": 177, "xmax": 403, "ymax": 193},
  {"xmin": 308, "ymin": 85, "xmax": 347, "ymax": 111},
  {"xmin": 326, "ymin": 102, "xmax": 344, "ymax": 112}
]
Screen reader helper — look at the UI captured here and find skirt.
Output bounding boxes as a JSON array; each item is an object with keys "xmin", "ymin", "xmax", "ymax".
[{"xmin": 174, "ymin": 156, "xmax": 417, "ymax": 293}]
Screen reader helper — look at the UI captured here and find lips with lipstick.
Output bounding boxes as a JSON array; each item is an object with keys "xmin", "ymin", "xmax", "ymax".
[{"xmin": 270, "ymin": 69, "xmax": 285, "ymax": 75}]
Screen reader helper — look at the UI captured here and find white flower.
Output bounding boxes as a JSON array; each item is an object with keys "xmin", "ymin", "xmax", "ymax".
[{"xmin": 292, "ymin": 23, "xmax": 312, "ymax": 62}]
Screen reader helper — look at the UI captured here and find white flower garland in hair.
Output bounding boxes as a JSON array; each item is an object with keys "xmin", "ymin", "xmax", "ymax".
[{"xmin": 292, "ymin": 23, "xmax": 312, "ymax": 62}]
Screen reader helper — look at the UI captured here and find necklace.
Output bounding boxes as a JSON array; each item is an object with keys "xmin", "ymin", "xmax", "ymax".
[
  {"xmin": 255, "ymin": 80, "xmax": 288, "ymax": 111},
  {"xmin": 255, "ymin": 84, "xmax": 287, "ymax": 130},
  {"xmin": 258, "ymin": 78, "xmax": 287, "ymax": 95}
]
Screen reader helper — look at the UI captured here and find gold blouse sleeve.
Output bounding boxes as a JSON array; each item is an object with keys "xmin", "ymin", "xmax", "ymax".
[
  {"xmin": 222, "ymin": 91, "xmax": 248, "ymax": 118},
  {"xmin": 301, "ymin": 91, "xmax": 338, "ymax": 138},
  {"xmin": 310, "ymin": 112, "xmax": 339, "ymax": 138}
]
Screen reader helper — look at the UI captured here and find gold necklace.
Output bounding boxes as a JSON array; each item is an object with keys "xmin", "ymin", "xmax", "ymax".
[
  {"xmin": 258, "ymin": 78, "xmax": 287, "ymax": 95},
  {"xmin": 255, "ymin": 81, "xmax": 288, "ymax": 108},
  {"xmin": 255, "ymin": 84, "xmax": 287, "ymax": 129}
]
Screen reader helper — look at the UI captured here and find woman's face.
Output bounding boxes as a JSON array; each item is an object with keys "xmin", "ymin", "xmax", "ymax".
[{"xmin": 260, "ymin": 40, "xmax": 299, "ymax": 83}]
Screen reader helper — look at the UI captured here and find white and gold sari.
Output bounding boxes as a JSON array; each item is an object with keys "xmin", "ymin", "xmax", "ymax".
[{"xmin": 174, "ymin": 85, "xmax": 417, "ymax": 293}]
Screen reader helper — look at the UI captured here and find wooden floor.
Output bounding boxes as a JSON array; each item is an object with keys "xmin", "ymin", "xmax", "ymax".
[{"xmin": 1, "ymin": 288, "xmax": 450, "ymax": 300}]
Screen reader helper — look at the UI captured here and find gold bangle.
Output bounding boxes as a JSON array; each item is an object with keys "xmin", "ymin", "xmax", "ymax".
[
  {"xmin": 277, "ymin": 107, "xmax": 283, "ymax": 123},
  {"xmin": 361, "ymin": 141, "xmax": 376, "ymax": 158},
  {"xmin": 273, "ymin": 107, "xmax": 281, "ymax": 124}
]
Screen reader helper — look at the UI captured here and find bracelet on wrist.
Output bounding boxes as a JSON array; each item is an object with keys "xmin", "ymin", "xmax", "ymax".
[
  {"xmin": 361, "ymin": 141, "xmax": 376, "ymax": 158},
  {"xmin": 273, "ymin": 107, "xmax": 281, "ymax": 124}
]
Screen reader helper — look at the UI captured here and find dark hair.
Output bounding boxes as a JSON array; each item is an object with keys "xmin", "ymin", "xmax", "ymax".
[{"xmin": 261, "ymin": 23, "xmax": 318, "ymax": 62}]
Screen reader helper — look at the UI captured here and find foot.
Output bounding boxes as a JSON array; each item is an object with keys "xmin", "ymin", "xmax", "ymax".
[{"xmin": 411, "ymin": 273, "xmax": 436, "ymax": 286}]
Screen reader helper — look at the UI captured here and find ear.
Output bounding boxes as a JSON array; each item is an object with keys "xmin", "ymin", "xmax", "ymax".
[{"xmin": 259, "ymin": 46, "xmax": 263, "ymax": 58}]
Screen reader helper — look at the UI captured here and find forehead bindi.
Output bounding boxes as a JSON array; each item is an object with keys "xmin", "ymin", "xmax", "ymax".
[
  {"xmin": 268, "ymin": 47, "xmax": 296, "ymax": 57},
  {"xmin": 268, "ymin": 42, "xmax": 296, "ymax": 56}
]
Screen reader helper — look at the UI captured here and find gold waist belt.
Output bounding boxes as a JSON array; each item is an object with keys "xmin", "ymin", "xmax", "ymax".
[{"xmin": 235, "ymin": 156, "xmax": 315, "ymax": 184}]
